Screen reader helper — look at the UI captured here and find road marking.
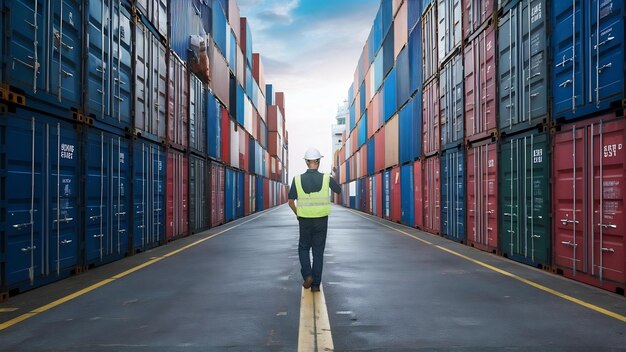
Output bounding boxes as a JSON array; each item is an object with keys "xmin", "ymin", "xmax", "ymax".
[
  {"xmin": 0, "ymin": 308, "xmax": 18, "ymax": 313},
  {"xmin": 298, "ymin": 285, "xmax": 334, "ymax": 352},
  {"xmin": 349, "ymin": 209, "xmax": 626, "ymax": 324},
  {"xmin": 0, "ymin": 211, "xmax": 274, "ymax": 332}
]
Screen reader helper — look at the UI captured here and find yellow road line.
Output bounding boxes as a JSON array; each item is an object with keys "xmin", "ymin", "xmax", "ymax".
[
  {"xmin": 314, "ymin": 285, "xmax": 334, "ymax": 351},
  {"xmin": 349, "ymin": 209, "xmax": 626, "ymax": 324},
  {"xmin": 298, "ymin": 285, "xmax": 334, "ymax": 352},
  {"xmin": 298, "ymin": 287, "xmax": 316, "ymax": 350},
  {"xmin": 0, "ymin": 211, "xmax": 272, "ymax": 332},
  {"xmin": 0, "ymin": 308, "xmax": 18, "ymax": 313}
]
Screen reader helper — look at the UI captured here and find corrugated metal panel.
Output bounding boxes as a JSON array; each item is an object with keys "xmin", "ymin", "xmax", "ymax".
[
  {"xmin": 383, "ymin": 170, "xmax": 391, "ymax": 218},
  {"xmin": 413, "ymin": 160, "xmax": 424, "ymax": 228},
  {"xmin": 133, "ymin": 137, "xmax": 166, "ymax": 251},
  {"xmin": 409, "ymin": 24, "xmax": 423, "ymax": 96},
  {"xmin": 375, "ymin": 173, "xmax": 383, "ymax": 217},
  {"xmin": 2, "ymin": 113, "xmax": 80, "ymax": 289},
  {"xmin": 206, "ymin": 91, "xmax": 222, "ymax": 159},
  {"xmin": 210, "ymin": 41, "xmax": 230, "ymax": 108},
  {"xmin": 396, "ymin": 47, "xmax": 411, "ymax": 109},
  {"xmin": 169, "ymin": 0, "xmax": 206, "ymax": 62},
  {"xmin": 375, "ymin": 126, "xmax": 386, "ymax": 172},
  {"xmin": 439, "ymin": 53, "xmax": 464, "ymax": 148},
  {"xmin": 423, "ymin": 78, "xmax": 440, "ymax": 155},
  {"xmin": 401, "ymin": 164, "xmax": 415, "ymax": 226},
  {"xmin": 230, "ymin": 121, "xmax": 240, "ymax": 169},
  {"xmin": 551, "ymin": 0, "xmax": 625, "ymax": 121},
  {"xmin": 167, "ymin": 53, "xmax": 189, "ymax": 150},
  {"xmin": 86, "ymin": 1, "xmax": 133, "ymax": 131},
  {"xmin": 467, "ymin": 140, "xmax": 498, "ymax": 253},
  {"xmin": 390, "ymin": 167, "xmax": 402, "ymax": 222},
  {"xmin": 135, "ymin": 0, "xmax": 168, "ymax": 39},
  {"xmin": 383, "ymin": 26, "xmax": 395, "ymax": 77},
  {"xmin": 166, "ymin": 149, "xmax": 189, "ymax": 240},
  {"xmin": 408, "ymin": 0, "xmax": 423, "ymax": 34},
  {"xmin": 212, "ymin": 1, "xmax": 228, "ymax": 57},
  {"xmin": 2, "ymin": 0, "xmax": 82, "ymax": 115},
  {"xmin": 394, "ymin": 1, "xmax": 409, "ymax": 59},
  {"xmin": 437, "ymin": 0, "xmax": 462, "ymax": 64},
  {"xmin": 190, "ymin": 74, "xmax": 206, "ymax": 155},
  {"xmin": 225, "ymin": 168, "xmax": 236, "ymax": 222},
  {"xmin": 422, "ymin": 3, "xmax": 439, "ymax": 82},
  {"xmin": 382, "ymin": 0, "xmax": 394, "ymax": 38},
  {"xmin": 441, "ymin": 147, "xmax": 466, "ymax": 243},
  {"xmin": 85, "ymin": 128, "xmax": 131, "ymax": 265},
  {"xmin": 209, "ymin": 161, "xmax": 224, "ymax": 226},
  {"xmin": 385, "ymin": 114, "xmax": 399, "ymax": 168},
  {"xmin": 462, "ymin": 0, "xmax": 495, "ymax": 40},
  {"xmin": 368, "ymin": 138, "xmax": 376, "ymax": 175},
  {"xmin": 498, "ymin": 0, "xmax": 548, "ymax": 134},
  {"xmin": 552, "ymin": 115, "xmax": 626, "ymax": 292},
  {"xmin": 423, "ymin": 155, "xmax": 441, "ymax": 234},
  {"xmin": 500, "ymin": 130, "xmax": 550, "ymax": 267},
  {"xmin": 134, "ymin": 21, "xmax": 167, "ymax": 142},
  {"xmin": 189, "ymin": 155, "xmax": 209, "ymax": 232},
  {"xmin": 466, "ymin": 23, "xmax": 497, "ymax": 142},
  {"xmin": 384, "ymin": 68, "xmax": 397, "ymax": 121},
  {"xmin": 221, "ymin": 106, "xmax": 231, "ymax": 164},
  {"xmin": 399, "ymin": 98, "xmax": 421, "ymax": 164}
]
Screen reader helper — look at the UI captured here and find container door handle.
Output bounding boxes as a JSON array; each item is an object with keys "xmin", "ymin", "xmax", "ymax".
[
  {"xmin": 531, "ymin": 235, "xmax": 541, "ymax": 239},
  {"xmin": 559, "ymin": 79, "xmax": 573, "ymax": 88},
  {"xmin": 93, "ymin": 234, "xmax": 104, "ymax": 238},
  {"xmin": 601, "ymin": 247, "xmax": 615, "ymax": 253},
  {"xmin": 89, "ymin": 215, "xmax": 102, "ymax": 220},
  {"xmin": 60, "ymin": 239, "xmax": 72, "ymax": 244},
  {"xmin": 561, "ymin": 219, "xmax": 579, "ymax": 225},
  {"xmin": 13, "ymin": 221, "xmax": 33, "ymax": 229},
  {"xmin": 555, "ymin": 56, "xmax": 574, "ymax": 68},
  {"xmin": 594, "ymin": 36, "xmax": 614, "ymax": 49},
  {"xmin": 598, "ymin": 223, "xmax": 616, "ymax": 229},
  {"xmin": 561, "ymin": 241, "xmax": 577, "ymax": 247},
  {"xmin": 597, "ymin": 62, "xmax": 612, "ymax": 73},
  {"xmin": 21, "ymin": 245, "xmax": 37, "ymax": 252}
]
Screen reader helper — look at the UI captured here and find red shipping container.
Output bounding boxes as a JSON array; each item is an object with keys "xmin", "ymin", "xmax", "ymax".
[
  {"xmin": 423, "ymin": 156, "xmax": 440, "ymax": 234},
  {"xmin": 361, "ymin": 143, "xmax": 368, "ymax": 177},
  {"xmin": 375, "ymin": 126, "xmax": 386, "ymax": 172},
  {"xmin": 263, "ymin": 178, "xmax": 270, "ymax": 210},
  {"xmin": 466, "ymin": 140, "xmax": 498, "ymax": 253},
  {"xmin": 166, "ymin": 149, "xmax": 189, "ymax": 241},
  {"xmin": 462, "ymin": 0, "xmax": 495, "ymax": 41},
  {"xmin": 211, "ymin": 162, "xmax": 225, "ymax": 226},
  {"xmin": 553, "ymin": 115, "xmax": 626, "ymax": 293},
  {"xmin": 464, "ymin": 24, "xmax": 497, "ymax": 142},
  {"xmin": 221, "ymin": 106, "xmax": 230, "ymax": 164},
  {"xmin": 275, "ymin": 92, "xmax": 285, "ymax": 116},
  {"xmin": 167, "ymin": 53, "xmax": 189, "ymax": 150},
  {"xmin": 268, "ymin": 131, "xmax": 281, "ymax": 158},
  {"xmin": 414, "ymin": 160, "xmax": 423, "ymax": 229},
  {"xmin": 423, "ymin": 78, "xmax": 440, "ymax": 156},
  {"xmin": 253, "ymin": 53, "xmax": 266, "ymax": 95},
  {"xmin": 239, "ymin": 129, "xmax": 247, "ymax": 171},
  {"xmin": 390, "ymin": 166, "xmax": 402, "ymax": 223}
]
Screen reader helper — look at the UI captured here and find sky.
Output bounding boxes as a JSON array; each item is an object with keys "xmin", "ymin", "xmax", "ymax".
[{"xmin": 237, "ymin": 0, "xmax": 380, "ymax": 180}]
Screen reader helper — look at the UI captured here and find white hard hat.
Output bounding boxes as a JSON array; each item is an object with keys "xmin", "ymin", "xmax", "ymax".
[{"xmin": 303, "ymin": 147, "xmax": 323, "ymax": 160}]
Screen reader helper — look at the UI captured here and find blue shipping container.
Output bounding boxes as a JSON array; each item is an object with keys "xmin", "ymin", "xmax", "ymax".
[
  {"xmin": 2, "ymin": 112, "xmax": 81, "ymax": 291},
  {"xmin": 440, "ymin": 147, "xmax": 465, "ymax": 243},
  {"xmin": 256, "ymin": 176, "xmax": 264, "ymax": 211},
  {"xmin": 212, "ymin": 2, "xmax": 228, "ymax": 57},
  {"xmin": 206, "ymin": 91, "xmax": 222, "ymax": 160},
  {"xmin": 133, "ymin": 137, "xmax": 166, "ymax": 252},
  {"xmin": 396, "ymin": 46, "xmax": 411, "ymax": 109},
  {"xmin": 2, "ymin": 0, "xmax": 83, "ymax": 116},
  {"xmin": 399, "ymin": 97, "xmax": 422, "ymax": 164},
  {"xmin": 409, "ymin": 22, "xmax": 423, "ymax": 97},
  {"xmin": 384, "ymin": 67, "xmax": 397, "ymax": 121},
  {"xmin": 551, "ymin": 0, "xmax": 625, "ymax": 120},
  {"xmin": 383, "ymin": 26, "xmax": 395, "ymax": 77},
  {"xmin": 84, "ymin": 128, "xmax": 132, "ymax": 266},
  {"xmin": 168, "ymin": 0, "xmax": 206, "ymax": 65},
  {"xmin": 86, "ymin": 0, "xmax": 133, "ymax": 131},
  {"xmin": 401, "ymin": 164, "xmax": 415, "ymax": 227},
  {"xmin": 367, "ymin": 138, "xmax": 376, "ymax": 176},
  {"xmin": 408, "ymin": 0, "xmax": 422, "ymax": 34},
  {"xmin": 237, "ymin": 171, "xmax": 245, "ymax": 219},
  {"xmin": 225, "ymin": 168, "xmax": 236, "ymax": 222}
]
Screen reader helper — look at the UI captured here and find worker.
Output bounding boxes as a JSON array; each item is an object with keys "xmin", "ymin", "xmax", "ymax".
[{"xmin": 288, "ymin": 147, "xmax": 342, "ymax": 292}]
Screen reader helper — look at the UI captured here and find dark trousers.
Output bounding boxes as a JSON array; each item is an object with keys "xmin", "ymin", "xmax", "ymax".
[{"xmin": 298, "ymin": 216, "xmax": 329, "ymax": 285}]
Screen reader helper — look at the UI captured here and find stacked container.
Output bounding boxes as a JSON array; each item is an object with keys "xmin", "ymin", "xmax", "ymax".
[{"xmin": 0, "ymin": 0, "xmax": 289, "ymax": 298}]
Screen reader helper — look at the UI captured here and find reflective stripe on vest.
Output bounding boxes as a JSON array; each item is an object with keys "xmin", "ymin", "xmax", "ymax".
[{"xmin": 295, "ymin": 173, "xmax": 331, "ymax": 218}]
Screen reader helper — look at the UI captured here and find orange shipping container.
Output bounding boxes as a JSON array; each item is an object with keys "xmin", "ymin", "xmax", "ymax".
[
  {"xmin": 253, "ymin": 53, "xmax": 266, "ymax": 96},
  {"xmin": 394, "ymin": 1, "xmax": 408, "ymax": 59},
  {"xmin": 268, "ymin": 131, "xmax": 281, "ymax": 158},
  {"xmin": 384, "ymin": 114, "xmax": 399, "ymax": 168}
]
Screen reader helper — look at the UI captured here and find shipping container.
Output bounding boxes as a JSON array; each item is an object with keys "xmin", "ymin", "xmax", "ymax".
[
  {"xmin": 210, "ymin": 41, "xmax": 230, "ymax": 108},
  {"xmin": 413, "ymin": 160, "xmax": 424, "ymax": 229},
  {"xmin": 84, "ymin": 128, "xmax": 132, "ymax": 266},
  {"xmin": 384, "ymin": 68, "xmax": 397, "ymax": 121},
  {"xmin": 225, "ymin": 168, "xmax": 237, "ymax": 222},
  {"xmin": 375, "ymin": 126, "xmax": 386, "ymax": 172},
  {"xmin": 86, "ymin": 0, "xmax": 133, "ymax": 131},
  {"xmin": 437, "ymin": 0, "xmax": 463, "ymax": 64},
  {"xmin": 441, "ymin": 147, "xmax": 466, "ymax": 243},
  {"xmin": 394, "ymin": 1, "xmax": 409, "ymax": 59},
  {"xmin": 367, "ymin": 138, "xmax": 376, "ymax": 176},
  {"xmin": 409, "ymin": 23, "xmax": 423, "ymax": 97},
  {"xmin": 465, "ymin": 23, "xmax": 498, "ymax": 142},
  {"xmin": 385, "ymin": 114, "xmax": 399, "ymax": 168},
  {"xmin": 422, "ymin": 3, "xmax": 439, "ymax": 82},
  {"xmin": 462, "ymin": 0, "xmax": 495, "ymax": 41},
  {"xmin": 221, "ymin": 107, "xmax": 231, "ymax": 164},
  {"xmin": 189, "ymin": 73, "xmax": 207, "ymax": 155},
  {"xmin": 256, "ymin": 176, "xmax": 265, "ymax": 211},
  {"xmin": 237, "ymin": 172, "xmax": 245, "ymax": 219},
  {"xmin": 134, "ymin": 21, "xmax": 167, "ymax": 142},
  {"xmin": 165, "ymin": 149, "xmax": 189, "ymax": 240},
  {"xmin": 189, "ymin": 155, "xmax": 209, "ymax": 233},
  {"xmin": 439, "ymin": 53, "xmax": 464, "ymax": 149},
  {"xmin": 168, "ymin": 0, "xmax": 206, "ymax": 64},
  {"xmin": 551, "ymin": 0, "xmax": 625, "ymax": 121},
  {"xmin": 498, "ymin": 0, "xmax": 548, "ymax": 135},
  {"xmin": 383, "ymin": 170, "xmax": 391, "ymax": 218},
  {"xmin": 209, "ymin": 161, "xmax": 225, "ymax": 227},
  {"xmin": 390, "ymin": 167, "xmax": 402, "ymax": 222},
  {"xmin": 399, "ymin": 96, "xmax": 422, "ymax": 164},
  {"xmin": 500, "ymin": 130, "xmax": 551, "ymax": 268},
  {"xmin": 207, "ymin": 91, "xmax": 222, "ymax": 160},
  {"xmin": 133, "ymin": 137, "xmax": 165, "ymax": 252},
  {"xmin": 135, "ymin": 0, "xmax": 168, "ymax": 39},
  {"xmin": 401, "ymin": 164, "xmax": 415, "ymax": 227},
  {"xmin": 375, "ymin": 173, "xmax": 383, "ymax": 218},
  {"xmin": 552, "ymin": 115, "xmax": 626, "ymax": 294},
  {"xmin": 1, "ymin": 0, "xmax": 82, "ymax": 117},
  {"xmin": 422, "ymin": 155, "xmax": 441, "ymax": 234},
  {"xmin": 1, "ymin": 112, "xmax": 80, "ymax": 292},
  {"xmin": 167, "ymin": 53, "xmax": 189, "ymax": 150},
  {"xmin": 467, "ymin": 140, "xmax": 498, "ymax": 253},
  {"xmin": 408, "ymin": 0, "xmax": 423, "ymax": 34},
  {"xmin": 423, "ymin": 79, "xmax": 440, "ymax": 156}
]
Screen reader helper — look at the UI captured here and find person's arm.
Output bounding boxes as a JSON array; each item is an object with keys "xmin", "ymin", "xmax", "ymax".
[
  {"xmin": 288, "ymin": 178, "xmax": 298, "ymax": 217},
  {"xmin": 329, "ymin": 175, "xmax": 342, "ymax": 194},
  {"xmin": 288, "ymin": 199, "xmax": 297, "ymax": 216}
]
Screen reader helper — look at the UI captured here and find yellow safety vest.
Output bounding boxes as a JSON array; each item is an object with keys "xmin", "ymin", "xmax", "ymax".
[{"xmin": 295, "ymin": 173, "xmax": 331, "ymax": 218}]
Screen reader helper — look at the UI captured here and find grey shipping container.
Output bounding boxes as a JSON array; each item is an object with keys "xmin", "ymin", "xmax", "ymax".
[
  {"xmin": 189, "ymin": 73, "xmax": 207, "ymax": 155},
  {"xmin": 441, "ymin": 147, "xmax": 466, "ymax": 243},
  {"xmin": 189, "ymin": 155, "xmax": 209, "ymax": 233},
  {"xmin": 498, "ymin": 0, "xmax": 549, "ymax": 135},
  {"xmin": 439, "ymin": 53, "xmax": 464, "ymax": 149},
  {"xmin": 437, "ymin": 0, "xmax": 462, "ymax": 64},
  {"xmin": 422, "ymin": 4, "xmax": 439, "ymax": 82},
  {"xmin": 499, "ymin": 130, "xmax": 551, "ymax": 268}
]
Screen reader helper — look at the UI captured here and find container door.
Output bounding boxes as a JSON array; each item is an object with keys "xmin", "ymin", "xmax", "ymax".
[
  {"xmin": 401, "ymin": 164, "xmax": 415, "ymax": 226},
  {"xmin": 467, "ymin": 142, "xmax": 498, "ymax": 252},
  {"xmin": 442, "ymin": 149, "xmax": 465, "ymax": 242},
  {"xmin": 375, "ymin": 173, "xmax": 383, "ymax": 217},
  {"xmin": 391, "ymin": 167, "xmax": 402, "ymax": 222},
  {"xmin": 423, "ymin": 156, "xmax": 441, "ymax": 234},
  {"xmin": 414, "ymin": 160, "xmax": 423, "ymax": 228},
  {"xmin": 133, "ymin": 140, "xmax": 164, "ymax": 251},
  {"xmin": 440, "ymin": 53, "xmax": 464, "ymax": 148},
  {"xmin": 383, "ymin": 170, "xmax": 391, "ymax": 218},
  {"xmin": 467, "ymin": 24, "xmax": 497, "ymax": 140},
  {"xmin": 85, "ymin": 130, "xmax": 130, "ymax": 264},
  {"xmin": 5, "ymin": 116, "xmax": 79, "ymax": 287}
]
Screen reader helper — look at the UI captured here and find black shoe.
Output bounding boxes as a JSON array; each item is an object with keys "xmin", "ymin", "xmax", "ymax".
[
  {"xmin": 311, "ymin": 284, "xmax": 320, "ymax": 292},
  {"xmin": 303, "ymin": 275, "xmax": 314, "ymax": 289}
]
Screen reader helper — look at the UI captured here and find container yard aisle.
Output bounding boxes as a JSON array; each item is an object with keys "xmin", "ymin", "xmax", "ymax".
[{"xmin": 1, "ymin": 205, "xmax": 625, "ymax": 351}]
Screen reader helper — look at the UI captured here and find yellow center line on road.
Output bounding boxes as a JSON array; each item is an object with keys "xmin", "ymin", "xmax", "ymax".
[
  {"xmin": 348, "ymin": 209, "xmax": 626, "ymax": 324},
  {"xmin": 0, "ymin": 308, "xmax": 18, "ymax": 313},
  {"xmin": 298, "ymin": 285, "xmax": 334, "ymax": 352},
  {"xmin": 0, "ymin": 210, "xmax": 274, "ymax": 332}
]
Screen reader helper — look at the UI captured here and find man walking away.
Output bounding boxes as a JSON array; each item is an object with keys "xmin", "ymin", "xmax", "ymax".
[{"xmin": 288, "ymin": 147, "xmax": 342, "ymax": 292}]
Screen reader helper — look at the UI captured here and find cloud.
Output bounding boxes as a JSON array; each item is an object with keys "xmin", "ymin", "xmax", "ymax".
[{"xmin": 257, "ymin": 0, "xmax": 300, "ymax": 24}]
